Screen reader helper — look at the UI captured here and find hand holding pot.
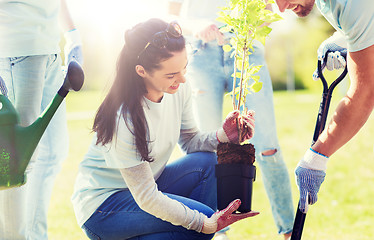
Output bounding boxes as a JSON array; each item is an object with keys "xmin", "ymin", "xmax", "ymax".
[
  {"xmin": 217, "ymin": 110, "xmax": 255, "ymax": 144},
  {"xmin": 201, "ymin": 199, "xmax": 259, "ymax": 234}
]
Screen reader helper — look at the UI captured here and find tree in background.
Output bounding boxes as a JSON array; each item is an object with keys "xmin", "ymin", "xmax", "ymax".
[{"xmin": 266, "ymin": 8, "xmax": 335, "ymax": 91}]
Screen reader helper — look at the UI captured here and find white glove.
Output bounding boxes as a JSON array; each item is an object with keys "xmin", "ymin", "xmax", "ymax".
[
  {"xmin": 312, "ymin": 31, "xmax": 347, "ymax": 81},
  {"xmin": 295, "ymin": 148, "xmax": 329, "ymax": 213},
  {"xmin": 64, "ymin": 29, "xmax": 83, "ymax": 66}
]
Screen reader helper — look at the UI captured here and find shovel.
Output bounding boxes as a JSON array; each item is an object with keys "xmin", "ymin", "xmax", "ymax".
[{"xmin": 291, "ymin": 55, "xmax": 348, "ymax": 240}]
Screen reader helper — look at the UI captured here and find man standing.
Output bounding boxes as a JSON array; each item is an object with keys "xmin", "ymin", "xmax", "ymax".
[
  {"xmin": 168, "ymin": 1, "xmax": 295, "ymax": 239},
  {"xmin": 0, "ymin": 0, "xmax": 83, "ymax": 239}
]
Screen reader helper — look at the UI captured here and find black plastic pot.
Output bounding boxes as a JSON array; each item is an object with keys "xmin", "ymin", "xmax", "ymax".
[{"xmin": 215, "ymin": 163, "xmax": 256, "ymax": 213}]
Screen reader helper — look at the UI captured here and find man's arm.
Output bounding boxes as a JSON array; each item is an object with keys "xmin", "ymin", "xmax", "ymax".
[
  {"xmin": 313, "ymin": 44, "xmax": 374, "ymax": 156},
  {"xmin": 59, "ymin": 0, "xmax": 84, "ymax": 65},
  {"xmin": 60, "ymin": 0, "xmax": 76, "ymax": 32}
]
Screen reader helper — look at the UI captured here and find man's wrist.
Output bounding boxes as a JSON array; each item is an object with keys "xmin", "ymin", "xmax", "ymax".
[
  {"xmin": 298, "ymin": 148, "xmax": 329, "ymax": 172},
  {"xmin": 64, "ymin": 29, "xmax": 82, "ymax": 49}
]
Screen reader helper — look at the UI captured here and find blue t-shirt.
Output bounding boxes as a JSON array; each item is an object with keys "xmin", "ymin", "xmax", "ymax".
[{"xmin": 316, "ymin": 0, "xmax": 374, "ymax": 52}]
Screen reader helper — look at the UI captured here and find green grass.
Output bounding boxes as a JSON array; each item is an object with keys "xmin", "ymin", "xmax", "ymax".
[{"xmin": 48, "ymin": 89, "xmax": 374, "ymax": 239}]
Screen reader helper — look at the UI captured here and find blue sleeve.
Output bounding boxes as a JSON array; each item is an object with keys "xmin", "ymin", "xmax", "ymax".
[{"xmin": 316, "ymin": 0, "xmax": 374, "ymax": 52}]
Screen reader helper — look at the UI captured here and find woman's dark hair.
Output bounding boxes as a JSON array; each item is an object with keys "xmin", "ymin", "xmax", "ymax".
[{"xmin": 93, "ymin": 18, "xmax": 185, "ymax": 162}]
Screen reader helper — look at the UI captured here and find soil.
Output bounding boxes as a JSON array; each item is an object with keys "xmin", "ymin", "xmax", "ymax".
[{"xmin": 216, "ymin": 142, "xmax": 255, "ymax": 165}]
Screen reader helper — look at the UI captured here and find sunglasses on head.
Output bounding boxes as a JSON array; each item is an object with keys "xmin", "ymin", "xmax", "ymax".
[{"xmin": 137, "ymin": 21, "xmax": 182, "ymax": 59}]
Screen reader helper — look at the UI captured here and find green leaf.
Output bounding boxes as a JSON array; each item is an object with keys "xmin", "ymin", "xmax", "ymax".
[
  {"xmin": 262, "ymin": 11, "xmax": 283, "ymax": 23},
  {"xmin": 255, "ymin": 26, "xmax": 272, "ymax": 45},
  {"xmin": 223, "ymin": 44, "xmax": 232, "ymax": 52},
  {"xmin": 231, "ymin": 72, "xmax": 243, "ymax": 78},
  {"xmin": 217, "ymin": 0, "xmax": 280, "ymax": 112},
  {"xmin": 251, "ymin": 75, "xmax": 260, "ymax": 82},
  {"xmin": 216, "ymin": 16, "xmax": 228, "ymax": 25},
  {"xmin": 248, "ymin": 65, "xmax": 262, "ymax": 75},
  {"xmin": 236, "ymin": 60, "xmax": 243, "ymax": 71},
  {"xmin": 250, "ymin": 81, "xmax": 263, "ymax": 93}
]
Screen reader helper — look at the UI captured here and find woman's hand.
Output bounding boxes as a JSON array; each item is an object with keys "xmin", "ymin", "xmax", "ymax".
[
  {"xmin": 216, "ymin": 110, "xmax": 255, "ymax": 144},
  {"xmin": 201, "ymin": 199, "xmax": 259, "ymax": 234}
]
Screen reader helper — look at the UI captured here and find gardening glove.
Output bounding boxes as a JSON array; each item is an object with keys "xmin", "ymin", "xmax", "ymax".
[
  {"xmin": 295, "ymin": 148, "xmax": 328, "ymax": 213},
  {"xmin": 216, "ymin": 110, "xmax": 255, "ymax": 144},
  {"xmin": 201, "ymin": 199, "xmax": 259, "ymax": 234},
  {"xmin": 0, "ymin": 75, "xmax": 7, "ymax": 97},
  {"xmin": 64, "ymin": 29, "xmax": 84, "ymax": 66},
  {"xmin": 312, "ymin": 31, "xmax": 347, "ymax": 81}
]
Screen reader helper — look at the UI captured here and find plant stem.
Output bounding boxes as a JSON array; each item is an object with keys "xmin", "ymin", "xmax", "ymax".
[
  {"xmin": 237, "ymin": 42, "xmax": 247, "ymax": 111},
  {"xmin": 237, "ymin": 41, "xmax": 247, "ymax": 143},
  {"xmin": 237, "ymin": 116, "xmax": 242, "ymax": 143},
  {"xmin": 232, "ymin": 42, "xmax": 239, "ymax": 110}
]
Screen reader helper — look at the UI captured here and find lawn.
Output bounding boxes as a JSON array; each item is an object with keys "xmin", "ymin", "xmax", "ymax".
[{"xmin": 48, "ymin": 89, "xmax": 374, "ymax": 239}]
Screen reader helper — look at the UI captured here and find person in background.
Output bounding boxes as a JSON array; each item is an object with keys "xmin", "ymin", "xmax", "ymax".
[
  {"xmin": 71, "ymin": 18, "xmax": 259, "ymax": 240},
  {"xmin": 274, "ymin": 0, "xmax": 374, "ymax": 214},
  {"xmin": 0, "ymin": 0, "xmax": 83, "ymax": 239},
  {"xmin": 168, "ymin": 0, "xmax": 294, "ymax": 239}
]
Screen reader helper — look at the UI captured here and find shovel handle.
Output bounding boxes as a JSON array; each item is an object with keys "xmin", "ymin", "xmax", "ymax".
[{"xmin": 291, "ymin": 60, "xmax": 348, "ymax": 240}]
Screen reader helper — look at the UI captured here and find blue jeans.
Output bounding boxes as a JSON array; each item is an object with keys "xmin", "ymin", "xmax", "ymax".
[
  {"xmin": 0, "ymin": 55, "xmax": 68, "ymax": 240},
  {"xmin": 82, "ymin": 152, "xmax": 217, "ymax": 240},
  {"xmin": 187, "ymin": 40, "xmax": 294, "ymax": 235}
]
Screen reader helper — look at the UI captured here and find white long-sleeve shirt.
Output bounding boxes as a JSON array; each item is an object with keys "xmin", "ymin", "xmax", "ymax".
[{"xmin": 71, "ymin": 81, "xmax": 219, "ymax": 230}]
